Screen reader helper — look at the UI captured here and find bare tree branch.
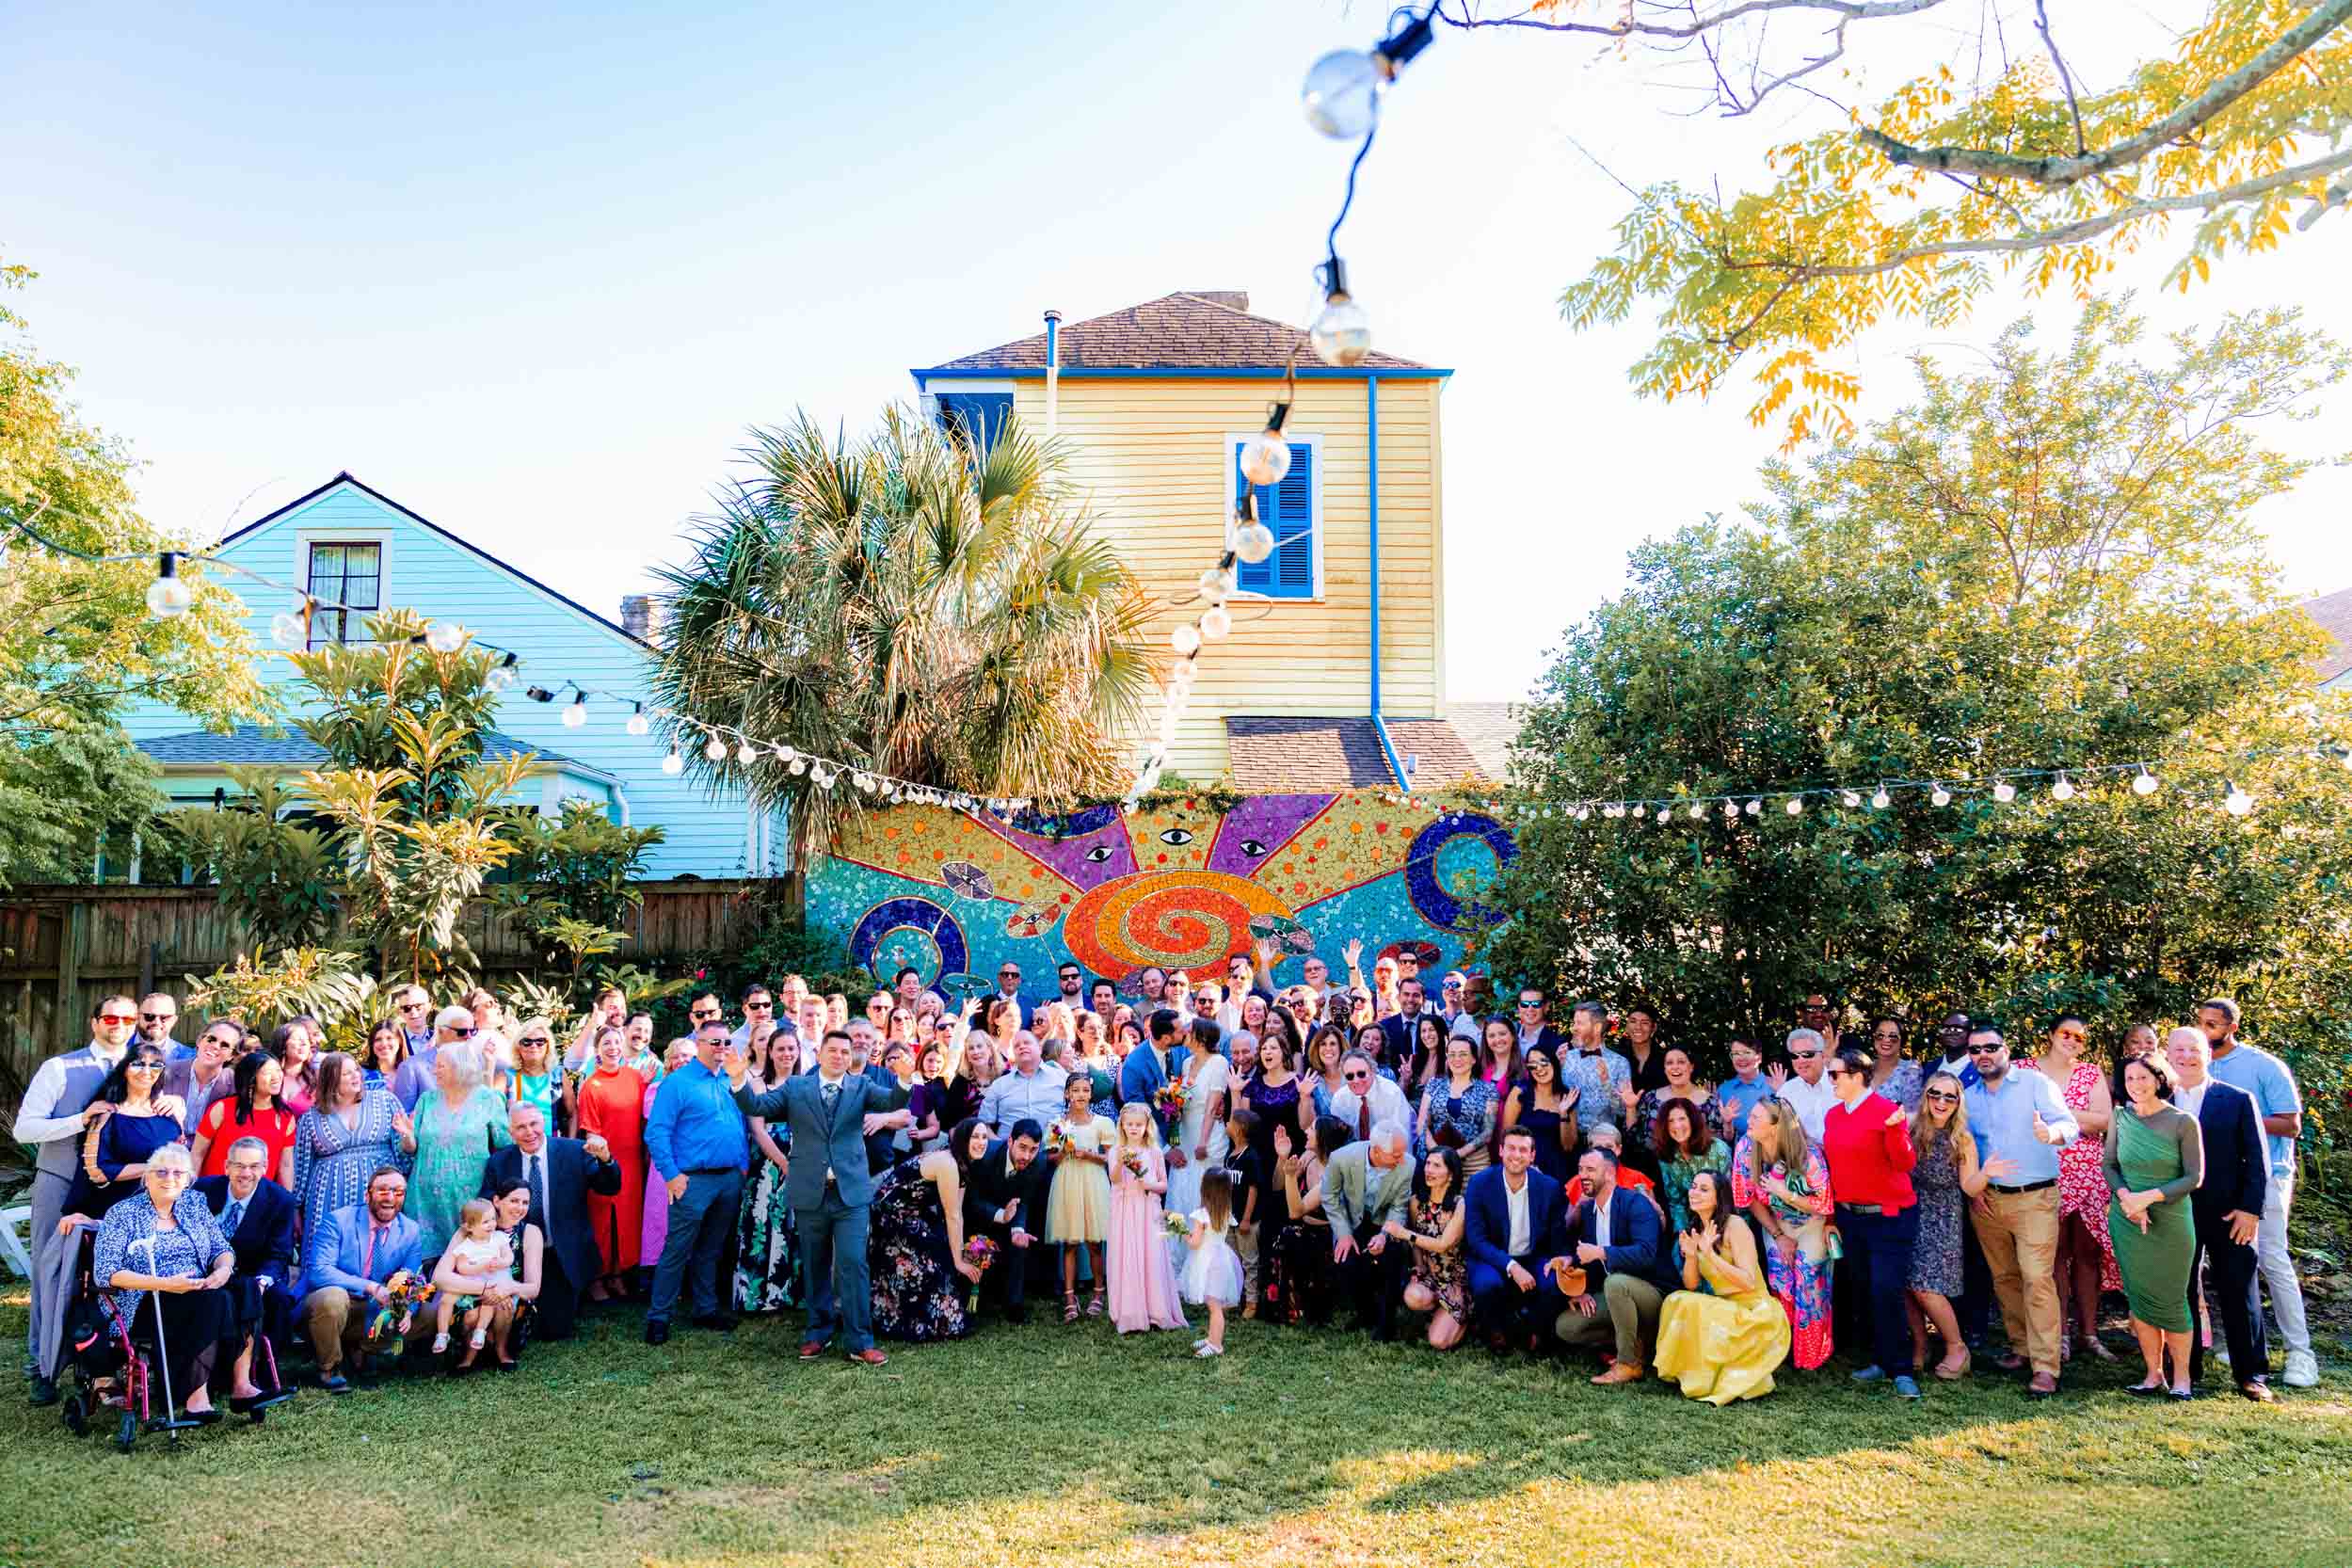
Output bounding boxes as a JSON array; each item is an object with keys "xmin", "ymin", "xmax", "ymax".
[
  {"xmin": 1434, "ymin": 0, "xmax": 1951, "ymax": 40},
  {"xmin": 1860, "ymin": 0, "xmax": 2352, "ymax": 184},
  {"xmin": 2032, "ymin": 0, "xmax": 2088, "ymax": 156}
]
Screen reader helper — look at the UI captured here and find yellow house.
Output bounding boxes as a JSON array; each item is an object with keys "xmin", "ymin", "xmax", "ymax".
[{"xmin": 912, "ymin": 291, "xmax": 1486, "ymax": 792}]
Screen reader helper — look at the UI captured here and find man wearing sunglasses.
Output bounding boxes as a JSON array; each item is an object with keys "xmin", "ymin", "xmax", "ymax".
[
  {"xmin": 133, "ymin": 992, "xmax": 194, "ymax": 1063},
  {"xmin": 1513, "ymin": 989, "xmax": 1564, "ymax": 1055},
  {"xmin": 392, "ymin": 984, "xmax": 437, "ymax": 1053},
  {"xmin": 1328, "ymin": 1049, "xmax": 1408, "ymax": 1143},
  {"xmin": 16, "ymin": 995, "xmax": 141, "ymax": 1405},
  {"xmin": 988, "ymin": 964, "xmax": 1035, "ymax": 1031},
  {"xmin": 1960, "ymin": 1024, "xmax": 2078, "ymax": 1398},
  {"xmin": 1774, "ymin": 1028, "xmax": 1839, "ymax": 1142},
  {"xmin": 163, "ymin": 1019, "xmax": 245, "ymax": 1144}
]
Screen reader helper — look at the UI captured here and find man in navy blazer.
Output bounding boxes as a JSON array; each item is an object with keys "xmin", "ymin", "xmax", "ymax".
[
  {"xmin": 477, "ymin": 1102, "xmax": 622, "ymax": 1342},
  {"xmin": 1553, "ymin": 1146, "xmax": 1674, "ymax": 1383},
  {"xmin": 960, "ymin": 1122, "xmax": 1053, "ymax": 1323},
  {"xmin": 1464, "ymin": 1126, "xmax": 1569, "ymax": 1351},
  {"xmin": 196, "ymin": 1137, "xmax": 300, "ymax": 1380},
  {"xmin": 729, "ymin": 1026, "xmax": 892, "ymax": 1365},
  {"xmin": 2167, "ymin": 1027, "xmax": 2273, "ymax": 1400},
  {"xmin": 1118, "ymin": 1009, "xmax": 1187, "ymax": 1111}
]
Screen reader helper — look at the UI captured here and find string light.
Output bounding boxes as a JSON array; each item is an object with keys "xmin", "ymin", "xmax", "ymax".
[
  {"xmin": 2224, "ymin": 780, "xmax": 2255, "ymax": 816},
  {"xmin": 2051, "ymin": 773, "xmax": 2076, "ymax": 802},
  {"xmin": 735, "ymin": 739, "xmax": 759, "ymax": 764},
  {"xmin": 1930, "ymin": 784, "xmax": 1953, "ymax": 807},
  {"xmin": 1872, "ymin": 786, "xmax": 1892, "ymax": 809},
  {"xmin": 702, "ymin": 734, "xmax": 728, "ymax": 762},
  {"xmin": 1784, "ymin": 796, "xmax": 1803, "ymax": 815},
  {"xmin": 1171, "ymin": 624, "xmax": 1202, "ymax": 656},
  {"xmin": 626, "ymin": 702, "xmax": 650, "ymax": 737},
  {"xmin": 1840, "ymin": 790, "xmax": 1862, "ymax": 808},
  {"xmin": 661, "ymin": 748, "xmax": 683, "ymax": 776},
  {"xmin": 1299, "ymin": 8, "xmax": 1432, "ymax": 141},
  {"xmin": 1200, "ymin": 606, "xmax": 1233, "ymax": 641},
  {"xmin": 485, "ymin": 653, "xmax": 519, "ymax": 694},
  {"xmin": 425, "ymin": 619, "xmax": 466, "ymax": 654},
  {"xmin": 562, "ymin": 688, "xmax": 589, "ymax": 728},
  {"xmin": 1992, "ymin": 781, "xmax": 2016, "ymax": 803},
  {"xmin": 2132, "ymin": 765, "xmax": 2160, "ymax": 795},
  {"xmin": 146, "ymin": 553, "xmax": 193, "ymax": 619},
  {"xmin": 270, "ymin": 606, "xmax": 308, "ymax": 648}
]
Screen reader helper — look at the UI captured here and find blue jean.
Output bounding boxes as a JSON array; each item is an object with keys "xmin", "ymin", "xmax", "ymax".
[
  {"xmin": 796, "ymin": 1191, "xmax": 873, "ymax": 1352},
  {"xmin": 1838, "ymin": 1203, "xmax": 1919, "ymax": 1376},
  {"xmin": 650, "ymin": 1170, "xmax": 744, "ymax": 1323}
]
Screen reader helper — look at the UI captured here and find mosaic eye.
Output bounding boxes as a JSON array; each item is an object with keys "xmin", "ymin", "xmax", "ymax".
[
  {"xmin": 1237, "ymin": 838, "xmax": 1270, "ymax": 857},
  {"xmin": 1082, "ymin": 844, "xmax": 1114, "ymax": 863},
  {"xmin": 1159, "ymin": 827, "xmax": 1195, "ymax": 846}
]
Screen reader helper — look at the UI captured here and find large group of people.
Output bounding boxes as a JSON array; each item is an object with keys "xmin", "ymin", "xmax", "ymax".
[{"xmin": 14, "ymin": 952, "xmax": 2324, "ymax": 1429}]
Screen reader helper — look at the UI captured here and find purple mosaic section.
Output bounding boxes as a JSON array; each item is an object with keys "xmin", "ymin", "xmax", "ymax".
[
  {"xmin": 980, "ymin": 814, "xmax": 1138, "ymax": 890},
  {"xmin": 1208, "ymin": 792, "xmax": 1337, "ymax": 878}
]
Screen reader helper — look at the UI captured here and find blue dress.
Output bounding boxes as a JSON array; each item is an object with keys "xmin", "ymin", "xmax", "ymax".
[
  {"xmin": 67, "ymin": 1111, "xmax": 185, "ymax": 1219},
  {"xmin": 293, "ymin": 1090, "xmax": 411, "ymax": 1244}
]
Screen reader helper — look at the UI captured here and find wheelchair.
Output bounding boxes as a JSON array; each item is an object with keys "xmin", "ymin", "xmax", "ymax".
[{"xmin": 56, "ymin": 1227, "xmax": 294, "ymax": 1452}]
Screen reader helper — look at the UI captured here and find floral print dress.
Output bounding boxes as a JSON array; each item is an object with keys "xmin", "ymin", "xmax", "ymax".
[
  {"xmin": 869, "ymin": 1156, "xmax": 970, "ymax": 1342},
  {"xmin": 2056, "ymin": 1060, "xmax": 2122, "ymax": 1293},
  {"xmin": 1731, "ymin": 1135, "xmax": 1834, "ymax": 1370}
]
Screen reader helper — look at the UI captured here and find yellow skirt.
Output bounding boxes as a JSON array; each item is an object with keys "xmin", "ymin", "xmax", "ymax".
[{"xmin": 1653, "ymin": 1286, "xmax": 1791, "ymax": 1404}]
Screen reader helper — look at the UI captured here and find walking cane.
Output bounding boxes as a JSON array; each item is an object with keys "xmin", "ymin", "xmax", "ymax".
[{"xmin": 132, "ymin": 1235, "xmax": 204, "ymax": 1441}]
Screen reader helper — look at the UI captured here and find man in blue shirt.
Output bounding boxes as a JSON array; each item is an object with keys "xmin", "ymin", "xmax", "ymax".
[
  {"xmin": 1559, "ymin": 1000, "xmax": 1631, "ymax": 1136},
  {"xmin": 297, "ymin": 1165, "xmax": 424, "ymax": 1392},
  {"xmin": 1960, "ymin": 1023, "xmax": 2077, "ymax": 1398},
  {"xmin": 643, "ymin": 1020, "xmax": 749, "ymax": 1345},
  {"xmin": 1714, "ymin": 1037, "xmax": 1776, "ymax": 1143},
  {"xmin": 2200, "ymin": 997, "xmax": 2315, "ymax": 1388}
]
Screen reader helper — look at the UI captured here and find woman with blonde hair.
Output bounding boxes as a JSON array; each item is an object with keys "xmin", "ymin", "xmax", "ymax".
[
  {"xmin": 1732, "ymin": 1097, "xmax": 1833, "ymax": 1369},
  {"xmin": 1905, "ymin": 1069, "xmax": 2011, "ymax": 1378}
]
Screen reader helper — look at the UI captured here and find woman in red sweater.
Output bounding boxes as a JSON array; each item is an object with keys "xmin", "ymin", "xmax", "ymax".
[{"xmin": 1821, "ymin": 1046, "xmax": 1921, "ymax": 1399}]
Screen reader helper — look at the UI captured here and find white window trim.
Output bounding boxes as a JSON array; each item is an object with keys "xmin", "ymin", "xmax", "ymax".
[
  {"xmin": 294, "ymin": 530, "xmax": 392, "ymax": 646},
  {"xmin": 1221, "ymin": 429, "xmax": 1324, "ymax": 601},
  {"xmin": 920, "ymin": 378, "xmax": 1016, "ymax": 424}
]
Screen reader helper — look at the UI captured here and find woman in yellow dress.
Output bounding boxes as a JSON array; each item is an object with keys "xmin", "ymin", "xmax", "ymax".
[{"xmin": 1654, "ymin": 1169, "xmax": 1792, "ymax": 1404}]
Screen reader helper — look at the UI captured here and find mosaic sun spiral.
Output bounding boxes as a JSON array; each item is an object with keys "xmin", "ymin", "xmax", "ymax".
[{"xmin": 1061, "ymin": 870, "xmax": 1297, "ymax": 977}]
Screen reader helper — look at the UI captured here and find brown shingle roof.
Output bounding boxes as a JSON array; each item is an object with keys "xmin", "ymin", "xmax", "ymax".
[
  {"xmin": 1224, "ymin": 715, "xmax": 1487, "ymax": 792},
  {"xmin": 2305, "ymin": 586, "xmax": 2352, "ymax": 685},
  {"xmin": 1442, "ymin": 702, "xmax": 1527, "ymax": 783},
  {"xmin": 927, "ymin": 292, "xmax": 1432, "ymax": 374}
]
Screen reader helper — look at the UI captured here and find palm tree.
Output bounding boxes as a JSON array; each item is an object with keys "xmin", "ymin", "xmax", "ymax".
[{"xmin": 651, "ymin": 405, "xmax": 1159, "ymax": 867}]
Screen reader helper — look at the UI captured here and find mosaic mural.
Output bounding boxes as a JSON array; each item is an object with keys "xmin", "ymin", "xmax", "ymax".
[{"xmin": 806, "ymin": 792, "xmax": 1518, "ymax": 991}]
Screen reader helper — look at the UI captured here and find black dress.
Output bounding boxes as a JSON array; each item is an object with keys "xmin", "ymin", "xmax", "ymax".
[{"xmin": 869, "ymin": 1157, "xmax": 971, "ymax": 1343}]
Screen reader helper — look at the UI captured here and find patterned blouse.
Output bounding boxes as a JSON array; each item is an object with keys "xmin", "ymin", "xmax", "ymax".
[
  {"xmin": 91, "ymin": 1188, "xmax": 231, "ymax": 1323},
  {"xmin": 1422, "ymin": 1077, "xmax": 1497, "ymax": 1153}
]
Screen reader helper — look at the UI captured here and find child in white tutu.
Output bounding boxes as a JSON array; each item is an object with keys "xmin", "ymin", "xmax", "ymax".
[{"xmin": 1181, "ymin": 1167, "xmax": 1245, "ymax": 1357}]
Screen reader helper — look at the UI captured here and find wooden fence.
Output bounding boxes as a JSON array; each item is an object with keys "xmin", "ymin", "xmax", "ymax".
[{"xmin": 0, "ymin": 877, "xmax": 798, "ymax": 1119}]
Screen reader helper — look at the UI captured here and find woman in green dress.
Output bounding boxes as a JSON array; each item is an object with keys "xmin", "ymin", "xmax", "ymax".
[
  {"xmin": 2104, "ymin": 1050, "xmax": 2202, "ymax": 1400},
  {"xmin": 405, "ymin": 1039, "xmax": 515, "ymax": 1259}
]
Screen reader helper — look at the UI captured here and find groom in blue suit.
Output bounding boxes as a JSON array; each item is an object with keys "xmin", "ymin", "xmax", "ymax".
[
  {"xmin": 1464, "ymin": 1126, "xmax": 1569, "ymax": 1351},
  {"xmin": 728, "ymin": 1027, "xmax": 892, "ymax": 1366}
]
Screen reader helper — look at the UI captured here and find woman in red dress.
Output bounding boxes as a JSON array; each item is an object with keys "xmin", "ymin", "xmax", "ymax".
[{"xmin": 573, "ymin": 1026, "xmax": 648, "ymax": 1302}]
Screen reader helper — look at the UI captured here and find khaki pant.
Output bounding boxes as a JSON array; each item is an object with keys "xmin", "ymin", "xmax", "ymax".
[
  {"xmin": 299, "ymin": 1287, "xmax": 372, "ymax": 1376},
  {"xmin": 1977, "ymin": 1185, "xmax": 2062, "ymax": 1376},
  {"xmin": 1556, "ymin": 1272, "xmax": 1665, "ymax": 1366}
]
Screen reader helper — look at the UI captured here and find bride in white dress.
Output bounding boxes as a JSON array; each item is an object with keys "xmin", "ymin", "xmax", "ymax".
[{"xmin": 1162, "ymin": 1025, "xmax": 1232, "ymax": 1221}]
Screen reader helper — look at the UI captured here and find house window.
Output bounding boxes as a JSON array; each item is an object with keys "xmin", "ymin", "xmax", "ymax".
[
  {"xmin": 306, "ymin": 541, "xmax": 381, "ymax": 646},
  {"xmin": 1230, "ymin": 439, "xmax": 1319, "ymax": 600},
  {"xmin": 936, "ymin": 392, "xmax": 1015, "ymax": 452}
]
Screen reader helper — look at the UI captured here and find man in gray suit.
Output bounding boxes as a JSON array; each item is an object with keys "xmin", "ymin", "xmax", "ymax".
[
  {"xmin": 728, "ymin": 1027, "xmax": 894, "ymax": 1366},
  {"xmin": 1320, "ymin": 1122, "xmax": 1415, "ymax": 1340}
]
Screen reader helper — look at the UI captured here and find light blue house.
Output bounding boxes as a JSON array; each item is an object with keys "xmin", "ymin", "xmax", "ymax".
[{"xmin": 116, "ymin": 472, "xmax": 786, "ymax": 882}]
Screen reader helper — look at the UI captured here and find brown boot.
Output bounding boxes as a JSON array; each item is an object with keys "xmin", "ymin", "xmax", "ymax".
[{"xmin": 1592, "ymin": 1362, "xmax": 1644, "ymax": 1385}]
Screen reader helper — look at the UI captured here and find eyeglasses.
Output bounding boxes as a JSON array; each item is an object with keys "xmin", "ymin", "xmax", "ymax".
[
  {"xmin": 1518, "ymin": 1000, "xmax": 1542, "ymax": 1010},
  {"xmin": 1789, "ymin": 1049, "xmax": 1819, "ymax": 1060},
  {"xmin": 520, "ymin": 1035, "xmax": 552, "ymax": 1048},
  {"xmin": 125, "ymin": 1061, "xmax": 163, "ymax": 1073},
  {"xmin": 999, "ymin": 971, "xmax": 1021, "ymax": 981},
  {"xmin": 691, "ymin": 1009, "xmax": 721, "ymax": 1021},
  {"xmin": 449, "ymin": 1025, "xmax": 477, "ymax": 1037},
  {"xmin": 745, "ymin": 1000, "xmax": 774, "ymax": 1011},
  {"xmin": 1924, "ymin": 1090, "xmax": 1960, "ymax": 1103},
  {"xmin": 1343, "ymin": 1069, "xmax": 1370, "ymax": 1082},
  {"xmin": 139, "ymin": 1012, "xmax": 174, "ymax": 1023},
  {"xmin": 149, "ymin": 1171, "xmax": 190, "ymax": 1183},
  {"xmin": 1967, "ymin": 1043, "xmax": 2004, "ymax": 1055},
  {"xmin": 97, "ymin": 1013, "xmax": 136, "ymax": 1025}
]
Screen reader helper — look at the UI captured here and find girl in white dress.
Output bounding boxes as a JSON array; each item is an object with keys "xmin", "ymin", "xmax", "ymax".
[{"xmin": 1181, "ymin": 1168, "xmax": 1246, "ymax": 1356}]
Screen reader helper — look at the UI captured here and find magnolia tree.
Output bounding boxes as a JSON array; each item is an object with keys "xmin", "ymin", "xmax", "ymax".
[{"xmin": 1483, "ymin": 298, "xmax": 2352, "ymax": 1110}]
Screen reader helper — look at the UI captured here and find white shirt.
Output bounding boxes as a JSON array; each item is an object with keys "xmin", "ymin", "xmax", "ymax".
[
  {"xmin": 12, "ymin": 1038, "xmax": 128, "ymax": 1147},
  {"xmin": 1593, "ymin": 1187, "xmax": 1614, "ymax": 1249},
  {"xmin": 2174, "ymin": 1080, "xmax": 2208, "ymax": 1117},
  {"xmin": 1330, "ymin": 1076, "xmax": 1409, "ymax": 1130},
  {"xmin": 1778, "ymin": 1073, "xmax": 1839, "ymax": 1141},
  {"xmin": 1504, "ymin": 1172, "xmax": 1532, "ymax": 1257}
]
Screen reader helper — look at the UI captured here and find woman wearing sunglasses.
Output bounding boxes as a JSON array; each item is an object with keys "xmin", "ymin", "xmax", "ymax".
[
  {"xmin": 67, "ymin": 1040, "xmax": 188, "ymax": 1223},
  {"xmin": 1903, "ymin": 1069, "xmax": 2013, "ymax": 1380}
]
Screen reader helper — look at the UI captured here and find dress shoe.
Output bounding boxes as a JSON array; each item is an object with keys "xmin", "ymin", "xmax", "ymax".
[
  {"xmin": 692, "ymin": 1313, "xmax": 738, "ymax": 1333},
  {"xmin": 798, "ymin": 1340, "xmax": 825, "ymax": 1361},
  {"xmin": 2024, "ymin": 1371, "xmax": 2059, "ymax": 1399},
  {"xmin": 315, "ymin": 1372, "xmax": 351, "ymax": 1395},
  {"xmin": 1893, "ymin": 1375, "xmax": 1923, "ymax": 1400},
  {"xmin": 1004, "ymin": 1304, "xmax": 1029, "ymax": 1326},
  {"xmin": 643, "ymin": 1320, "xmax": 670, "ymax": 1347},
  {"xmin": 2240, "ymin": 1380, "xmax": 2277, "ymax": 1402},
  {"xmin": 1591, "ymin": 1362, "xmax": 1643, "ymax": 1386},
  {"xmin": 846, "ymin": 1348, "xmax": 888, "ymax": 1367},
  {"xmin": 27, "ymin": 1376, "xmax": 59, "ymax": 1407},
  {"xmin": 187, "ymin": 1406, "xmax": 224, "ymax": 1425}
]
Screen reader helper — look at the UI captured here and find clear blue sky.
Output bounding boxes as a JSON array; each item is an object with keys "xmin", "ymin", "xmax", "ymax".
[{"xmin": 8, "ymin": 1, "xmax": 2348, "ymax": 699}]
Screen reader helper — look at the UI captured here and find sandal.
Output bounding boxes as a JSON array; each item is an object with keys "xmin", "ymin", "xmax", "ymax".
[
  {"xmin": 1933, "ymin": 1346, "xmax": 1972, "ymax": 1381},
  {"xmin": 1086, "ymin": 1289, "xmax": 1105, "ymax": 1319},
  {"xmin": 1063, "ymin": 1291, "xmax": 1080, "ymax": 1323}
]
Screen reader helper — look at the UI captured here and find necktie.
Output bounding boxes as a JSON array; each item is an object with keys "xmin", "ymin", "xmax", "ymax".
[
  {"xmin": 822, "ymin": 1080, "xmax": 840, "ymax": 1120},
  {"xmin": 1357, "ymin": 1096, "xmax": 1371, "ymax": 1141},
  {"xmin": 362, "ymin": 1222, "xmax": 386, "ymax": 1278},
  {"xmin": 222, "ymin": 1198, "xmax": 246, "ymax": 1237},
  {"xmin": 528, "ymin": 1152, "xmax": 547, "ymax": 1225}
]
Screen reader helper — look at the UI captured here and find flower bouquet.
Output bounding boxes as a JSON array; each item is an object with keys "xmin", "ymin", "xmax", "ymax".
[
  {"xmin": 1162, "ymin": 1211, "xmax": 1192, "ymax": 1240},
  {"xmin": 362, "ymin": 1269, "xmax": 436, "ymax": 1355},
  {"xmin": 962, "ymin": 1236, "xmax": 1000, "ymax": 1312},
  {"xmin": 1151, "ymin": 1079, "xmax": 1189, "ymax": 1143},
  {"xmin": 1046, "ymin": 1120, "xmax": 1076, "ymax": 1160}
]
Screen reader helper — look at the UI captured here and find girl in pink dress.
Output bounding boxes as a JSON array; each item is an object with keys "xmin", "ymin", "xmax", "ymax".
[{"xmin": 1106, "ymin": 1102, "xmax": 1188, "ymax": 1334}]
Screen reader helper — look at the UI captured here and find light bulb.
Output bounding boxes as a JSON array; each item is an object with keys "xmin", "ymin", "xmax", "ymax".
[
  {"xmin": 1232, "ymin": 519, "xmax": 1276, "ymax": 565},
  {"xmin": 1631, "ymin": 805, "xmax": 1647, "ymax": 820},
  {"xmin": 270, "ymin": 611, "xmax": 305, "ymax": 648},
  {"xmin": 1200, "ymin": 606, "xmax": 1232, "ymax": 641},
  {"xmin": 1302, "ymin": 47, "xmax": 1383, "ymax": 139},
  {"xmin": 1743, "ymin": 799, "xmax": 1761, "ymax": 817},
  {"xmin": 661, "ymin": 749, "xmax": 683, "ymax": 776},
  {"xmin": 2051, "ymin": 774, "xmax": 2076, "ymax": 802},
  {"xmin": 627, "ymin": 706, "xmax": 650, "ymax": 737},
  {"xmin": 147, "ymin": 568, "xmax": 193, "ymax": 620},
  {"xmin": 789, "ymin": 758, "xmax": 808, "ymax": 776},
  {"xmin": 703, "ymin": 735, "xmax": 728, "ymax": 762},
  {"xmin": 1197, "ymin": 567, "xmax": 1235, "ymax": 601},
  {"xmin": 1871, "ymin": 787, "xmax": 1891, "ymax": 809},
  {"xmin": 485, "ymin": 655, "xmax": 518, "ymax": 693},
  {"xmin": 562, "ymin": 694, "xmax": 588, "ymax": 728},
  {"xmin": 1721, "ymin": 800, "xmax": 1739, "ymax": 820},
  {"xmin": 1170, "ymin": 659, "xmax": 1197, "ymax": 691},
  {"xmin": 1171, "ymin": 624, "xmax": 1202, "ymax": 656},
  {"xmin": 1239, "ymin": 430, "xmax": 1292, "ymax": 488},
  {"xmin": 1687, "ymin": 803, "xmax": 1705, "ymax": 820},
  {"xmin": 425, "ymin": 620, "xmax": 465, "ymax": 654},
  {"xmin": 1309, "ymin": 292, "xmax": 1373, "ymax": 367},
  {"xmin": 775, "ymin": 744, "xmax": 796, "ymax": 763},
  {"xmin": 1784, "ymin": 797, "xmax": 1803, "ymax": 815},
  {"xmin": 1992, "ymin": 781, "xmax": 2016, "ymax": 803},
  {"xmin": 1840, "ymin": 790, "xmax": 1862, "ymax": 808},
  {"xmin": 1930, "ymin": 784, "xmax": 1952, "ymax": 807},
  {"xmin": 736, "ymin": 740, "xmax": 759, "ymax": 764},
  {"xmin": 816, "ymin": 769, "xmax": 837, "ymax": 792},
  {"xmin": 2223, "ymin": 781, "xmax": 2254, "ymax": 816},
  {"xmin": 2132, "ymin": 766, "xmax": 2160, "ymax": 795}
]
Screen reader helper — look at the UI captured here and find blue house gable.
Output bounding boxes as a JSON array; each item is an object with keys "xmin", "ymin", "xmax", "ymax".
[{"xmin": 115, "ymin": 473, "xmax": 785, "ymax": 882}]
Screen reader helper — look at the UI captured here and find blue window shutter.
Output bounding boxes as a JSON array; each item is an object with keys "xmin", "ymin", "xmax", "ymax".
[
  {"xmin": 1234, "ymin": 443, "xmax": 1274, "ymax": 594},
  {"xmin": 1273, "ymin": 442, "xmax": 1313, "ymax": 596},
  {"xmin": 937, "ymin": 392, "xmax": 1014, "ymax": 450}
]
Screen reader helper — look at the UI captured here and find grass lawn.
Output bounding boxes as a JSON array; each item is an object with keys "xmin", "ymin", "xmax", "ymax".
[{"xmin": 3, "ymin": 1287, "xmax": 2346, "ymax": 1568}]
